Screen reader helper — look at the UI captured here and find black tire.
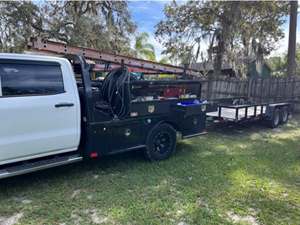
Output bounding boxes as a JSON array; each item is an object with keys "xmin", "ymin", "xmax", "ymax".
[
  {"xmin": 280, "ymin": 107, "xmax": 289, "ymax": 124},
  {"xmin": 269, "ymin": 109, "xmax": 280, "ymax": 128},
  {"xmin": 144, "ymin": 123, "xmax": 177, "ymax": 161}
]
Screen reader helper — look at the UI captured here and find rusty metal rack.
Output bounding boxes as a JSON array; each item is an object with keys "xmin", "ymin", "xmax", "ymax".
[{"xmin": 28, "ymin": 38, "xmax": 201, "ymax": 76}]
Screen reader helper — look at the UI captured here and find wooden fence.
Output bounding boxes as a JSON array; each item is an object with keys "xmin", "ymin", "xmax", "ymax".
[{"xmin": 199, "ymin": 76, "xmax": 300, "ymax": 103}]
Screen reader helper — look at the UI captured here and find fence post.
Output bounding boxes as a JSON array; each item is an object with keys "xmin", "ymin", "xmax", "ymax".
[
  {"xmin": 276, "ymin": 78, "xmax": 280, "ymax": 102},
  {"xmin": 260, "ymin": 78, "xmax": 264, "ymax": 104},
  {"xmin": 247, "ymin": 77, "xmax": 252, "ymax": 102},
  {"xmin": 292, "ymin": 76, "xmax": 295, "ymax": 101},
  {"xmin": 267, "ymin": 77, "xmax": 272, "ymax": 103},
  {"xmin": 207, "ymin": 76, "xmax": 214, "ymax": 100},
  {"xmin": 284, "ymin": 77, "xmax": 288, "ymax": 99}
]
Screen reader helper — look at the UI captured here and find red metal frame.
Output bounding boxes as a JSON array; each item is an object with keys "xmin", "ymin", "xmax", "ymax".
[{"xmin": 28, "ymin": 38, "xmax": 201, "ymax": 76}]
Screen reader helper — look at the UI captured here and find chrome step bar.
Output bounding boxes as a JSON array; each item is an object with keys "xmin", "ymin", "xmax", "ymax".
[
  {"xmin": 182, "ymin": 131, "xmax": 207, "ymax": 139},
  {"xmin": 0, "ymin": 154, "xmax": 83, "ymax": 179}
]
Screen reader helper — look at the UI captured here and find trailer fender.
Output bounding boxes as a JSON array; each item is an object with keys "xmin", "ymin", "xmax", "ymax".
[
  {"xmin": 265, "ymin": 103, "xmax": 291, "ymax": 121},
  {"xmin": 149, "ymin": 120, "xmax": 178, "ymax": 133}
]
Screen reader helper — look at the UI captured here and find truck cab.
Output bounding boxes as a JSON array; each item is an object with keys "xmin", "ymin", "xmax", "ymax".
[{"xmin": 0, "ymin": 54, "xmax": 81, "ymax": 165}]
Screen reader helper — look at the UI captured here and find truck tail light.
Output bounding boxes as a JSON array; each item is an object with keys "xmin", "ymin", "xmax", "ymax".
[{"xmin": 90, "ymin": 152, "xmax": 98, "ymax": 159}]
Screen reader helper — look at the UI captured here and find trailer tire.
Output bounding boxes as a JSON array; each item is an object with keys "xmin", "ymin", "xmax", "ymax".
[
  {"xmin": 269, "ymin": 108, "xmax": 280, "ymax": 128},
  {"xmin": 280, "ymin": 107, "xmax": 289, "ymax": 124},
  {"xmin": 144, "ymin": 123, "xmax": 177, "ymax": 161}
]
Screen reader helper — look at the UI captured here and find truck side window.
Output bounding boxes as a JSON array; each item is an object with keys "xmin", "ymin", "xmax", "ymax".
[
  {"xmin": 0, "ymin": 75, "xmax": 2, "ymax": 97},
  {"xmin": 0, "ymin": 63, "xmax": 64, "ymax": 97}
]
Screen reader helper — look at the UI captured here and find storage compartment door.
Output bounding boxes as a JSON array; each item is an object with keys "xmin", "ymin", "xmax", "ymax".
[
  {"xmin": 109, "ymin": 120, "xmax": 145, "ymax": 152},
  {"xmin": 171, "ymin": 102, "xmax": 206, "ymax": 137}
]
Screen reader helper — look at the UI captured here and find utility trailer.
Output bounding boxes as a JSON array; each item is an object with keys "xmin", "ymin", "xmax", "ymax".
[{"xmin": 206, "ymin": 98, "xmax": 291, "ymax": 128}]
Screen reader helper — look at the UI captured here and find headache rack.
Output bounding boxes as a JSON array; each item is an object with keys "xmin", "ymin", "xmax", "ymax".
[
  {"xmin": 27, "ymin": 37, "xmax": 206, "ymax": 121},
  {"xmin": 27, "ymin": 37, "xmax": 202, "ymax": 77}
]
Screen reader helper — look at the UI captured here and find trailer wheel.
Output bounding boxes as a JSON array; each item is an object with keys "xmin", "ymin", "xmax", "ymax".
[
  {"xmin": 269, "ymin": 109, "xmax": 280, "ymax": 128},
  {"xmin": 280, "ymin": 107, "xmax": 289, "ymax": 124},
  {"xmin": 144, "ymin": 123, "xmax": 177, "ymax": 161}
]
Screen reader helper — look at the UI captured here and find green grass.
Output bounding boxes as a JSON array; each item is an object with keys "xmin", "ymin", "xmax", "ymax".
[{"xmin": 1, "ymin": 117, "xmax": 300, "ymax": 225}]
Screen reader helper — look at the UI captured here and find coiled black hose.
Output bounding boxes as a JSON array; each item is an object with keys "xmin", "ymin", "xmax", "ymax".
[{"xmin": 102, "ymin": 67, "xmax": 130, "ymax": 119}]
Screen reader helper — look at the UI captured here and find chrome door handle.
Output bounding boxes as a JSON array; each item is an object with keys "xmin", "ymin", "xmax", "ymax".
[{"xmin": 55, "ymin": 103, "xmax": 74, "ymax": 108}]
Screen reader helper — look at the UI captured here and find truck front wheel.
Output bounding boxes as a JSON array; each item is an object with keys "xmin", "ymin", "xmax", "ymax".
[{"xmin": 144, "ymin": 123, "xmax": 177, "ymax": 161}]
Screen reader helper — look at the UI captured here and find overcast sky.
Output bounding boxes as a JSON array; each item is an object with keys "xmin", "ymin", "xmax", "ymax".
[{"xmin": 128, "ymin": 0, "xmax": 300, "ymax": 60}]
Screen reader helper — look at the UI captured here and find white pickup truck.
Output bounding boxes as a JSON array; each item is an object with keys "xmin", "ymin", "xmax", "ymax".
[{"xmin": 0, "ymin": 53, "xmax": 207, "ymax": 179}]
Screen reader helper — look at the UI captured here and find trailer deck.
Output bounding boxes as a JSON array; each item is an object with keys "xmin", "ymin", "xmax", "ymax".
[
  {"xmin": 206, "ymin": 99, "xmax": 292, "ymax": 131},
  {"xmin": 207, "ymin": 104, "xmax": 267, "ymax": 121}
]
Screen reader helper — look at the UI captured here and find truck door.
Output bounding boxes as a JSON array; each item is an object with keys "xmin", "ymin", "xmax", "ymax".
[{"xmin": 0, "ymin": 59, "xmax": 80, "ymax": 165}]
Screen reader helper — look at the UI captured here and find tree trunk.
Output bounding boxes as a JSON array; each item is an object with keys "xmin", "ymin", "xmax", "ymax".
[
  {"xmin": 213, "ymin": 1, "xmax": 240, "ymax": 77},
  {"xmin": 287, "ymin": 1, "xmax": 298, "ymax": 77},
  {"xmin": 213, "ymin": 33, "xmax": 224, "ymax": 77}
]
